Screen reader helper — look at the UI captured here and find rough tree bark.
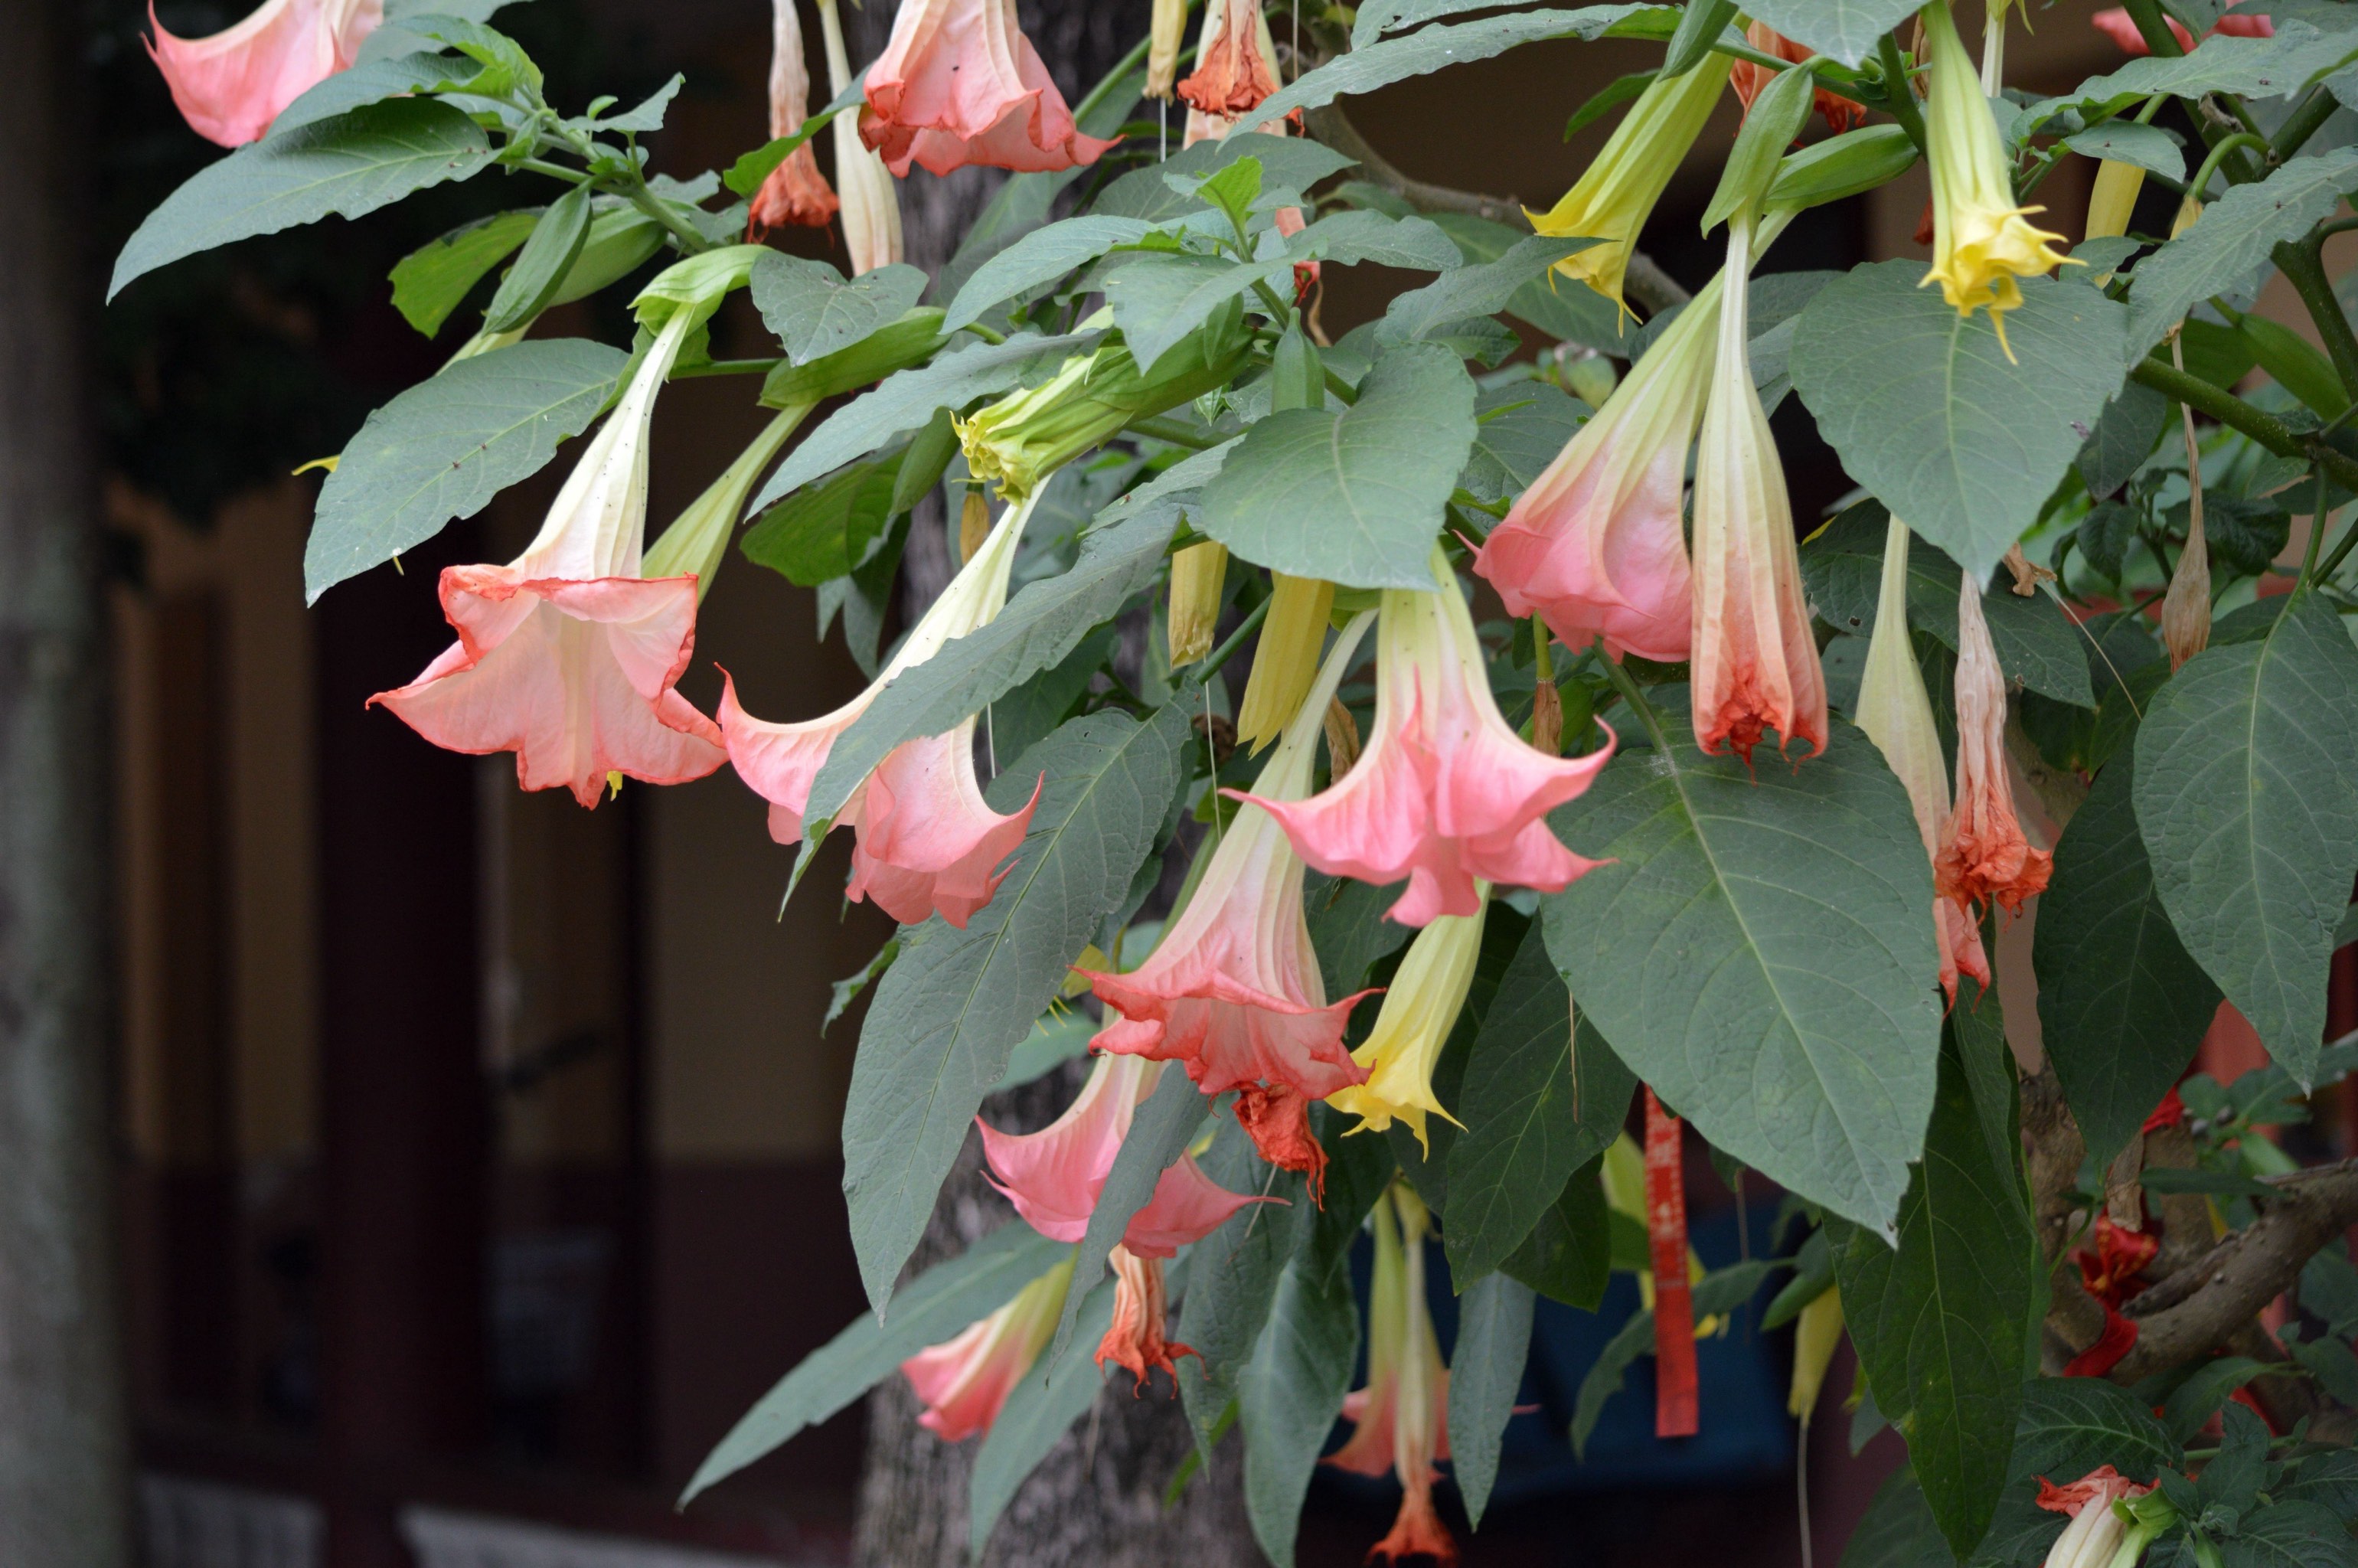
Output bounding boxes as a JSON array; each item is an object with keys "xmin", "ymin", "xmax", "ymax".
[
  {"xmin": 846, "ymin": 4, "xmax": 1260, "ymax": 1563},
  {"xmin": 0, "ymin": 1, "xmax": 138, "ymax": 1563}
]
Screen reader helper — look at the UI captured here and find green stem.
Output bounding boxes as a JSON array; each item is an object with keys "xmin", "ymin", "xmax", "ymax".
[
  {"xmin": 1874, "ymin": 32, "xmax": 1929, "ymax": 159},
  {"xmin": 618, "ymin": 177, "xmax": 714, "ymax": 254},
  {"xmin": 2187, "ymin": 132, "xmax": 2268, "ymax": 201},
  {"xmin": 2118, "ymin": 0, "xmax": 2185, "ymax": 56},
  {"xmin": 1705, "ymin": 39, "xmax": 1873, "ymax": 113},
  {"xmin": 1593, "ymin": 639, "xmax": 1671, "ymax": 751},
  {"xmin": 2131, "ymin": 354, "xmax": 2358, "ymax": 495},
  {"xmin": 517, "ymin": 156, "xmax": 594, "ymax": 185},
  {"xmin": 673, "ymin": 357, "xmax": 783, "ymax": 378},
  {"xmin": 2315, "ymin": 508, "xmax": 2358, "ymax": 583},
  {"xmin": 1128, "ymin": 414, "xmax": 1220, "ymax": 449},
  {"xmin": 1202, "ymin": 594, "xmax": 1273, "ymax": 675},
  {"xmin": 2273, "ymin": 84, "xmax": 2341, "ymax": 161},
  {"xmin": 2273, "ymin": 235, "xmax": 2358, "ymax": 402},
  {"xmin": 2301, "ymin": 467, "xmax": 2330, "ymax": 586},
  {"xmin": 958, "ymin": 321, "xmax": 1008, "ymax": 345}
]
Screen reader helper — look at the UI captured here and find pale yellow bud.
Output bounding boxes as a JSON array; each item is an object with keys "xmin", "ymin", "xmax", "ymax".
[
  {"xmin": 959, "ymin": 490, "xmax": 991, "ymax": 563},
  {"xmin": 2085, "ymin": 160, "xmax": 2147, "ymax": 243},
  {"xmin": 1788, "ymin": 1287, "xmax": 1845, "ymax": 1422},
  {"xmin": 1235, "ymin": 573, "xmax": 1337, "ymax": 750},
  {"xmin": 1148, "ymin": 0, "xmax": 1187, "ymax": 99},
  {"xmin": 1168, "ymin": 541, "xmax": 1229, "ymax": 666}
]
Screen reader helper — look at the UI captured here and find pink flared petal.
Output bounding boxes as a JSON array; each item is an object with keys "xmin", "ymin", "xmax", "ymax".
[
  {"xmin": 148, "ymin": 0, "xmax": 380, "ymax": 146},
  {"xmin": 902, "ymin": 1320, "xmax": 1024, "ymax": 1441},
  {"xmin": 861, "ymin": 0, "xmax": 1115, "ymax": 175},
  {"xmin": 844, "ymin": 732, "xmax": 1039, "ymax": 927},
  {"xmin": 1122, "ymin": 1154, "xmax": 1262, "ymax": 1256},
  {"xmin": 716, "ymin": 670, "xmax": 866, "ymax": 845}
]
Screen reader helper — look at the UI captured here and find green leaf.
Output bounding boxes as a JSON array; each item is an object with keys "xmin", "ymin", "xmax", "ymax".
[
  {"xmin": 2032, "ymin": 20, "xmax": 2358, "ymax": 131},
  {"xmin": 2278, "ymin": 1450, "xmax": 2358, "ymax": 1515},
  {"xmin": 1800, "ymin": 501, "xmax": 2095, "ymax": 706},
  {"xmin": 1448, "ymin": 1272, "xmax": 1535, "ymax": 1530},
  {"xmin": 1239, "ymin": 1256, "xmax": 1360, "ymax": 1568},
  {"xmin": 1540, "ymin": 706, "xmax": 1944, "ymax": 1235},
  {"xmin": 112, "ymin": 98, "xmax": 495, "ymax": 299},
  {"xmin": 757, "ymin": 309, "xmax": 952, "ymax": 413},
  {"xmin": 1426, "ymin": 214, "xmax": 1633, "ymax": 351},
  {"xmin": 1790, "ymin": 259, "xmax": 2134, "ymax": 580},
  {"xmin": 482, "ymin": 182, "xmax": 592, "ymax": 334},
  {"xmin": 2079, "ymin": 381, "xmax": 2173, "ymax": 500},
  {"xmin": 678, "ymin": 1220, "xmax": 1069, "ymax": 1504},
  {"xmin": 2036, "ymin": 761, "xmax": 2222, "ymax": 1170},
  {"xmin": 2206, "ymin": 1403, "xmax": 2271, "ymax": 1514},
  {"xmin": 723, "ymin": 81, "xmax": 865, "ymax": 196},
  {"xmin": 968, "ymin": 1274, "xmax": 1115, "ymax": 1555},
  {"xmin": 305, "ymin": 338, "xmax": 628, "ymax": 602},
  {"xmin": 1197, "ymin": 342, "xmax": 1476, "ymax": 590},
  {"xmin": 741, "ymin": 455, "xmax": 901, "ymax": 586},
  {"xmin": 2010, "ymin": 1376, "xmax": 2179, "ymax": 1485},
  {"xmin": 1095, "ymin": 133, "xmax": 1357, "ymax": 225},
  {"xmin": 1499, "ymin": 1158, "xmax": 1612, "ymax": 1308},
  {"xmin": 752, "ymin": 330, "xmax": 1089, "ymax": 511},
  {"xmin": 1047, "ymin": 1066, "xmax": 1207, "ymax": 1362},
  {"xmin": 603, "ymin": 73, "xmax": 683, "ymax": 134},
  {"xmin": 1305, "ymin": 874, "xmax": 1416, "ymax": 999},
  {"xmin": 942, "ymin": 216, "xmax": 1155, "ymax": 334},
  {"xmin": 750, "ymin": 252, "xmax": 932, "ymax": 367},
  {"xmin": 1704, "ymin": 60, "xmax": 1817, "ymax": 232},
  {"xmin": 842, "ymin": 704, "xmax": 1195, "ymax": 1308},
  {"xmin": 1178, "ymin": 1129, "xmax": 1314, "ymax": 1452},
  {"xmin": 2133, "ymin": 591, "xmax": 2358, "ymax": 1083},
  {"xmin": 2160, "ymin": 1354, "xmax": 2271, "ymax": 1443},
  {"xmin": 1377, "ymin": 235, "xmax": 1598, "ymax": 349},
  {"xmin": 2127, "ymin": 150, "xmax": 2358, "ymax": 362},
  {"xmin": 2222, "ymin": 1502, "xmax": 2358, "ymax": 1568},
  {"xmin": 1288, "ymin": 210, "xmax": 1462, "ymax": 270},
  {"xmin": 1253, "ymin": 6, "xmax": 1664, "ymax": 125},
  {"xmin": 1831, "ymin": 1031, "xmax": 2039, "ymax": 1559},
  {"xmin": 1459, "ymin": 384, "xmax": 1586, "ymax": 505},
  {"xmin": 1443, "ymin": 920, "xmax": 1636, "ymax": 1282},
  {"xmin": 2063, "ymin": 121, "xmax": 2187, "ymax": 181},
  {"xmin": 992, "ymin": 621, "xmax": 1121, "ymax": 766},
  {"xmin": 389, "ymin": 209, "xmax": 541, "ymax": 338},
  {"xmin": 1571, "ymin": 1260, "xmax": 1778, "ymax": 1455},
  {"xmin": 1105, "ymin": 250, "xmax": 1292, "ymax": 377},
  {"xmin": 801, "ymin": 481, "xmax": 1192, "ymax": 830},
  {"xmin": 1842, "ymin": 1467, "xmax": 1951, "ymax": 1568},
  {"xmin": 273, "ymin": 49, "xmax": 475, "ymax": 133},
  {"xmin": 1740, "ymin": 0, "xmax": 1922, "ymax": 66}
]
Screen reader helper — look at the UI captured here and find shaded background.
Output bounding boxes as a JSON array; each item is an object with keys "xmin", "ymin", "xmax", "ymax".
[{"xmin": 88, "ymin": 2, "xmax": 2229, "ymax": 1564}]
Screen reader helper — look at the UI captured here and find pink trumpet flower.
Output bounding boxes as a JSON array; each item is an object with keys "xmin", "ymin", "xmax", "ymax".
[
  {"xmin": 1083, "ymin": 616, "xmax": 1383, "ymax": 1187},
  {"xmin": 2091, "ymin": 8, "xmax": 2269, "ymax": 54},
  {"xmin": 747, "ymin": 0, "xmax": 839, "ymax": 238},
  {"xmin": 2036, "ymin": 1467, "xmax": 2153, "ymax": 1568},
  {"xmin": 371, "ymin": 309, "xmax": 727, "ymax": 807},
  {"xmin": 1328, "ymin": 1184, "xmax": 1455, "ymax": 1566},
  {"xmin": 978, "ymin": 1054, "xmax": 1258, "ymax": 1384},
  {"xmin": 900, "ymin": 1256, "xmax": 1074, "ymax": 1440},
  {"xmin": 718, "ymin": 490, "xmax": 1040, "ymax": 929},
  {"xmin": 1936, "ymin": 573, "xmax": 2051, "ymax": 919},
  {"xmin": 860, "ymin": 0, "xmax": 1115, "ymax": 176},
  {"xmin": 1241, "ymin": 547, "xmax": 1613, "ymax": 928},
  {"xmin": 147, "ymin": 0, "xmax": 380, "ymax": 147}
]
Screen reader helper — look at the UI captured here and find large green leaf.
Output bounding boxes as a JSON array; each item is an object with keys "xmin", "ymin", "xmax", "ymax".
[
  {"xmin": 1459, "ymin": 384, "xmax": 1586, "ymax": 506},
  {"xmin": 2126, "ymin": 150, "xmax": 2358, "ymax": 362},
  {"xmin": 1177, "ymin": 1126, "xmax": 1314, "ymax": 1452},
  {"xmin": 751, "ymin": 330, "xmax": 1096, "ymax": 511},
  {"xmin": 1741, "ymin": 0, "xmax": 1921, "ymax": 65},
  {"xmin": 112, "ymin": 99, "xmax": 494, "ymax": 299},
  {"xmin": 1094, "ymin": 133, "xmax": 1357, "ymax": 225},
  {"xmin": 1426, "ymin": 214, "xmax": 1634, "ymax": 351},
  {"xmin": 2223, "ymin": 1502, "xmax": 2358, "ymax": 1568},
  {"xmin": 1305, "ymin": 874, "xmax": 1415, "ymax": 998},
  {"xmin": 1448, "ymin": 1272, "xmax": 1535, "ymax": 1530},
  {"xmin": 842, "ymin": 704, "xmax": 1194, "ymax": 1308},
  {"xmin": 2134, "ymin": 592, "xmax": 2358, "ymax": 1084},
  {"xmin": 2036, "ymin": 761, "xmax": 2223, "ymax": 1170},
  {"xmin": 1540, "ymin": 707, "xmax": 1943, "ymax": 1234},
  {"xmin": 2030, "ymin": 21, "xmax": 2358, "ymax": 132},
  {"xmin": 1106, "ymin": 250, "xmax": 1295, "ymax": 378},
  {"xmin": 678, "ymin": 1220, "xmax": 1069, "ymax": 1503},
  {"xmin": 1842, "ymin": 1467, "xmax": 1951, "ymax": 1568},
  {"xmin": 1790, "ymin": 260, "xmax": 2132, "ymax": 580},
  {"xmin": 968, "ymin": 1276, "xmax": 1117, "ymax": 1556},
  {"xmin": 388, "ymin": 208, "xmax": 540, "ymax": 337},
  {"xmin": 1197, "ymin": 343, "xmax": 1476, "ymax": 590},
  {"xmin": 942, "ymin": 215, "xmax": 1156, "ymax": 334},
  {"xmin": 749, "ymin": 252, "xmax": 931, "ymax": 367},
  {"xmin": 801, "ymin": 471, "xmax": 1203, "ymax": 829},
  {"xmin": 740, "ymin": 454, "xmax": 902, "ymax": 587},
  {"xmin": 1832, "ymin": 1031, "xmax": 2039, "ymax": 1561},
  {"xmin": 1444, "ymin": 920, "xmax": 1635, "ymax": 1282},
  {"xmin": 305, "ymin": 338, "xmax": 629, "ymax": 602},
  {"xmin": 1239, "ymin": 1256, "xmax": 1359, "ymax": 1568},
  {"xmin": 1252, "ymin": 6, "xmax": 1661, "ymax": 124},
  {"xmin": 1378, "ymin": 235, "xmax": 1596, "ymax": 350},
  {"xmin": 1047, "ymin": 1066, "xmax": 1207, "ymax": 1362},
  {"xmin": 1500, "ymin": 1158, "xmax": 1612, "ymax": 1308},
  {"xmin": 1800, "ymin": 502, "xmax": 2095, "ymax": 707},
  {"xmin": 2010, "ymin": 1376, "xmax": 2179, "ymax": 1485}
]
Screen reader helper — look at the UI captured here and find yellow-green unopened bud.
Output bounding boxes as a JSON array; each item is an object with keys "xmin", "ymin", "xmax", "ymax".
[
  {"xmin": 1168, "ymin": 542, "xmax": 1228, "ymax": 666},
  {"xmin": 1788, "ymin": 1287, "xmax": 1845, "ymax": 1422},
  {"xmin": 959, "ymin": 338, "xmax": 1244, "ymax": 499},
  {"xmin": 1235, "ymin": 573, "xmax": 1336, "ymax": 750},
  {"xmin": 2085, "ymin": 160, "xmax": 2146, "ymax": 243}
]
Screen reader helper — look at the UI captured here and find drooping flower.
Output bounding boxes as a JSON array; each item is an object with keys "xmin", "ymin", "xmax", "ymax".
[
  {"xmin": 2035, "ymin": 1467, "xmax": 2154, "ymax": 1568},
  {"xmin": 747, "ymin": 0, "xmax": 840, "ymax": 239},
  {"xmin": 1083, "ymin": 616, "xmax": 1383, "ymax": 1184},
  {"xmin": 1643, "ymin": 1088, "xmax": 1698, "ymax": 1438},
  {"xmin": 2162, "ymin": 459, "xmax": 2213, "ymax": 670},
  {"xmin": 1328, "ymin": 1184, "xmax": 1455, "ymax": 1566},
  {"xmin": 1936, "ymin": 571, "xmax": 2052, "ymax": 918},
  {"xmin": 1324, "ymin": 897, "xmax": 1487, "ymax": 1152},
  {"xmin": 977, "ymin": 1052, "xmax": 1259, "ymax": 1385},
  {"xmin": 900, "ymin": 1255, "xmax": 1074, "ymax": 1440},
  {"xmin": 1731, "ymin": 22, "xmax": 1865, "ymax": 136},
  {"xmin": 1787, "ymin": 1287, "xmax": 1844, "ymax": 1426},
  {"xmin": 817, "ymin": 0, "xmax": 904, "ymax": 273},
  {"xmin": 1472, "ymin": 270, "xmax": 1721, "ymax": 664},
  {"xmin": 1688, "ymin": 217, "xmax": 1827, "ymax": 763},
  {"xmin": 1920, "ymin": 0, "xmax": 2072, "ymax": 354},
  {"xmin": 147, "ymin": 0, "xmax": 380, "ymax": 147},
  {"xmin": 1168, "ymin": 542, "xmax": 1229, "ymax": 668},
  {"xmin": 860, "ymin": 0, "xmax": 1115, "ymax": 176},
  {"xmin": 718, "ymin": 487, "xmax": 1040, "ymax": 927},
  {"xmin": 1529, "ymin": 54, "xmax": 1732, "ymax": 315},
  {"xmin": 371, "ymin": 304, "xmax": 727, "ymax": 807},
  {"xmin": 1177, "ymin": 0, "xmax": 1281, "ymax": 118},
  {"xmin": 1235, "ymin": 574, "xmax": 1337, "ymax": 752},
  {"xmin": 2091, "ymin": 7, "xmax": 2271, "ymax": 54},
  {"xmin": 1853, "ymin": 514, "xmax": 1990, "ymax": 1001},
  {"xmin": 1242, "ymin": 546, "xmax": 1613, "ymax": 927},
  {"xmin": 1148, "ymin": 0, "xmax": 1188, "ymax": 99}
]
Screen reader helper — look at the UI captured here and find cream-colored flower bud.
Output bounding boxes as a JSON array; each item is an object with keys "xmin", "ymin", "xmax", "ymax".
[
  {"xmin": 817, "ymin": 0, "xmax": 903, "ymax": 275},
  {"xmin": 1168, "ymin": 542, "xmax": 1229, "ymax": 666},
  {"xmin": 1236, "ymin": 574, "xmax": 1337, "ymax": 750}
]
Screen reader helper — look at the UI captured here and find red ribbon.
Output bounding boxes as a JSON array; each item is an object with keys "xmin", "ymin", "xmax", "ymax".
[{"xmin": 1644, "ymin": 1088, "xmax": 1700, "ymax": 1438}]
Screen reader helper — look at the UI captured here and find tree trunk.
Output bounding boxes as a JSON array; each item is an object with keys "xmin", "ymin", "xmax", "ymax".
[{"xmin": 0, "ymin": 2, "xmax": 138, "ymax": 1563}]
